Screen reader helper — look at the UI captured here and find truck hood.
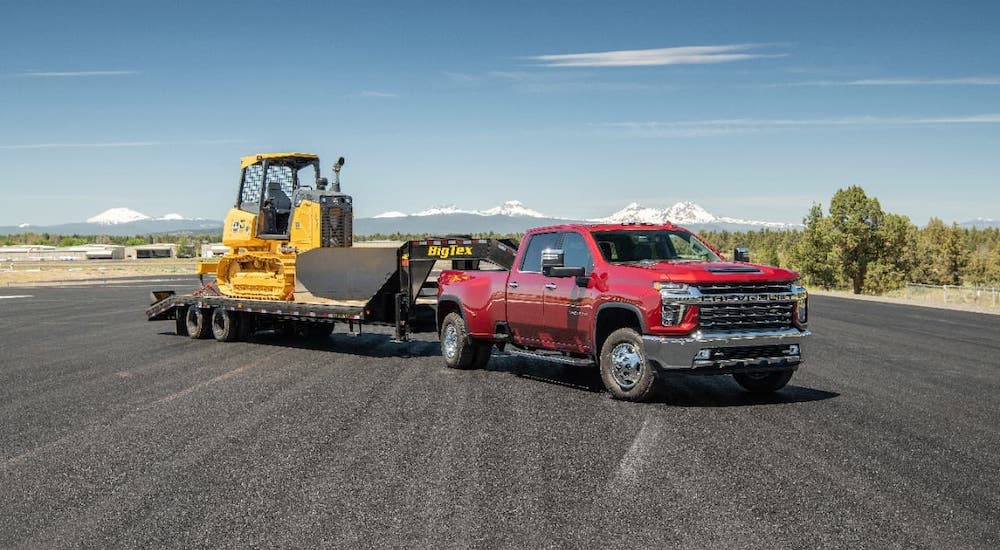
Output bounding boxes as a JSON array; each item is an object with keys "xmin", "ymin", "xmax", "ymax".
[{"xmin": 616, "ymin": 260, "xmax": 799, "ymax": 284}]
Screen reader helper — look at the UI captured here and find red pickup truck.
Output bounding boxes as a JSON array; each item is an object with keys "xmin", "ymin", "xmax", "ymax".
[{"xmin": 436, "ymin": 223, "xmax": 809, "ymax": 402}]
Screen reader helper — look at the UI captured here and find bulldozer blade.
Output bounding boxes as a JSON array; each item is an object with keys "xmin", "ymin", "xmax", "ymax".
[{"xmin": 295, "ymin": 247, "xmax": 399, "ymax": 301}]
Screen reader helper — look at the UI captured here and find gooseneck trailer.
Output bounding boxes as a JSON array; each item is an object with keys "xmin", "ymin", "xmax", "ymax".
[{"xmin": 146, "ymin": 238, "xmax": 516, "ymax": 342}]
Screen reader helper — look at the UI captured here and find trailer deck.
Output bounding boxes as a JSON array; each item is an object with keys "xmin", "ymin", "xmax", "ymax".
[{"xmin": 146, "ymin": 238, "xmax": 516, "ymax": 341}]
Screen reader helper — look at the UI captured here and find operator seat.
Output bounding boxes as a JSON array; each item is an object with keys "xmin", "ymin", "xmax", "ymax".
[{"xmin": 265, "ymin": 181, "xmax": 292, "ymax": 235}]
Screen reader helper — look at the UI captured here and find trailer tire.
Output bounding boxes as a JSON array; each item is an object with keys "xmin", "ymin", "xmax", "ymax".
[
  {"xmin": 733, "ymin": 370, "xmax": 793, "ymax": 394},
  {"xmin": 175, "ymin": 306, "xmax": 189, "ymax": 336},
  {"xmin": 440, "ymin": 312, "xmax": 479, "ymax": 369},
  {"xmin": 599, "ymin": 327, "xmax": 658, "ymax": 402},
  {"xmin": 211, "ymin": 308, "xmax": 242, "ymax": 342},
  {"xmin": 185, "ymin": 307, "xmax": 212, "ymax": 339}
]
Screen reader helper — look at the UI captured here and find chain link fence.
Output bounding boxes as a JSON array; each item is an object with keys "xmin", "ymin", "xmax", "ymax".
[{"xmin": 896, "ymin": 283, "xmax": 1000, "ymax": 308}]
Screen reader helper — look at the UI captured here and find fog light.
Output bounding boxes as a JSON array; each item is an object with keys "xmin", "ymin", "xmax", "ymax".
[
  {"xmin": 788, "ymin": 344, "xmax": 800, "ymax": 355},
  {"xmin": 694, "ymin": 349, "xmax": 712, "ymax": 360},
  {"xmin": 661, "ymin": 304, "xmax": 687, "ymax": 326}
]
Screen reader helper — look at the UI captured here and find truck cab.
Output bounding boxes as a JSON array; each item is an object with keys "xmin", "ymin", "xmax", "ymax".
[{"xmin": 437, "ymin": 223, "xmax": 809, "ymax": 402}]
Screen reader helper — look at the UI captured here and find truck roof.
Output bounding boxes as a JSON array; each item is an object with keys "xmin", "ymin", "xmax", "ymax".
[{"xmin": 525, "ymin": 222, "xmax": 688, "ymax": 234}]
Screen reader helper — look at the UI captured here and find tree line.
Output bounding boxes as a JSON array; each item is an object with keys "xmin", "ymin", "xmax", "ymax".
[
  {"xmin": 4, "ymin": 186, "xmax": 997, "ymax": 293},
  {"xmin": 699, "ymin": 186, "xmax": 1000, "ymax": 293}
]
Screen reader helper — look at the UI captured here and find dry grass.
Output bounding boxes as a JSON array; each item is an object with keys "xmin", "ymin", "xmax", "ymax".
[
  {"xmin": 1, "ymin": 259, "xmax": 199, "ymax": 287},
  {"xmin": 810, "ymin": 288, "xmax": 1000, "ymax": 316}
]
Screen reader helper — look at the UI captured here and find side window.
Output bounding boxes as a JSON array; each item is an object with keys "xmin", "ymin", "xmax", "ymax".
[
  {"xmin": 561, "ymin": 232, "xmax": 594, "ymax": 274},
  {"xmin": 239, "ymin": 164, "xmax": 265, "ymax": 212},
  {"xmin": 265, "ymin": 165, "xmax": 295, "ymax": 197},
  {"xmin": 519, "ymin": 232, "xmax": 560, "ymax": 272}
]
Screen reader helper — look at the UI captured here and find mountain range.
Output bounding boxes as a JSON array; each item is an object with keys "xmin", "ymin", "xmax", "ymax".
[{"xmin": 3, "ymin": 202, "xmax": 996, "ymax": 237}]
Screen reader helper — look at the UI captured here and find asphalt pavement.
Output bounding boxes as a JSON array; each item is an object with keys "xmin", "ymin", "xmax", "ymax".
[{"xmin": 1, "ymin": 278, "xmax": 998, "ymax": 549}]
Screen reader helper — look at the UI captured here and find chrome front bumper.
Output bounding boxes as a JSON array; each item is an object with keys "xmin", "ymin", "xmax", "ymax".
[{"xmin": 642, "ymin": 328, "xmax": 810, "ymax": 372}]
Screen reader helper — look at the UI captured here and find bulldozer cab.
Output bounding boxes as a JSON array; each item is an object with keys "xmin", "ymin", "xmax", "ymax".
[{"xmin": 237, "ymin": 153, "xmax": 320, "ymax": 239}]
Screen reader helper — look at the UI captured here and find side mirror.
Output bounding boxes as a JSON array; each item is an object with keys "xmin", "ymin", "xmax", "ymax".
[
  {"xmin": 541, "ymin": 248, "xmax": 564, "ymax": 275},
  {"xmin": 733, "ymin": 247, "xmax": 750, "ymax": 262}
]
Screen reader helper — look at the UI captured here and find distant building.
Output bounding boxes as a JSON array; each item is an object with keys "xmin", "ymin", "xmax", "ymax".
[
  {"xmin": 127, "ymin": 244, "xmax": 176, "ymax": 259},
  {"xmin": 200, "ymin": 243, "xmax": 230, "ymax": 258},
  {"xmin": 0, "ymin": 244, "xmax": 125, "ymax": 261}
]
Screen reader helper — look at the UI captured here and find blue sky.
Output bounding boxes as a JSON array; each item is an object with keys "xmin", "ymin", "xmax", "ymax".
[{"xmin": 1, "ymin": 0, "xmax": 998, "ymax": 226}]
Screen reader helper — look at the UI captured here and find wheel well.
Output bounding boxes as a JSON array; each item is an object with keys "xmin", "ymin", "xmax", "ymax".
[
  {"xmin": 595, "ymin": 307, "xmax": 642, "ymax": 352},
  {"xmin": 437, "ymin": 300, "xmax": 461, "ymax": 329}
]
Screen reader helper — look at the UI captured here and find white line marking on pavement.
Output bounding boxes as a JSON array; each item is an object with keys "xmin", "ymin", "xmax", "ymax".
[{"xmin": 0, "ymin": 295, "xmax": 33, "ymax": 299}]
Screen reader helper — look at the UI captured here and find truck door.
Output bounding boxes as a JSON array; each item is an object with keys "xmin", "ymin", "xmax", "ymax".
[
  {"xmin": 506, "ymin": 232, "xmax": 560, "ymax": 348},
  {"xmin": 544, "ymin": 231, "xmax": 596, "ymax": 352}
]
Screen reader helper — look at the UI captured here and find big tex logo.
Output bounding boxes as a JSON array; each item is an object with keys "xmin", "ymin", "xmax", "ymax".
[{"xmin": 426, "ymin": 244, "xmax": 473, "ymax": 259}]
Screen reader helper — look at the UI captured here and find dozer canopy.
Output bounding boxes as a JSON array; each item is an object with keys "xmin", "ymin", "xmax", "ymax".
[{"xmin": 240, "ymin": 152, "xmax": 319, "ymax": 169}]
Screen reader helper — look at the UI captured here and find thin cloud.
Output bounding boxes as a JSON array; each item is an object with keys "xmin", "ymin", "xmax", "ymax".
[
  {"xmin": 778, "ymin": 76, "xmax": 1000, "ymax": 87},
  {"xmin": 16, "ymin": 70, "xmax": 139, "ymax": 77},
  {"xmin": 0, "ymin": 139, "xmax": 242, "ymax": 151},
  {"xmin": 530, "ymin": 44, "xmax": 785, "ymax": 67},
  {"xmin": 360, "ymin": 90, "xmax": 399, "ymax": 98},
  {"xmin": 597, "ymin": 114, "xmax": 1000, "ymax": 136}
]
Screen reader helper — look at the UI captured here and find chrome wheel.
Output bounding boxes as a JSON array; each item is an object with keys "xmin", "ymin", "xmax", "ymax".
[
  {"xmin": 443, "ymin": 323, "xmax": 458, "ymax": 360},
  {"xmin": 610, "ymin": 342, "xmax": 643, "ymax": 390}
]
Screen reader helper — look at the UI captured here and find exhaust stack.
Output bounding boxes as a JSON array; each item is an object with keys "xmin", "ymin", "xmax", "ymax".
[{"xmin": 332, "ymin": 156, "xmax": 345, "ymax": 192}]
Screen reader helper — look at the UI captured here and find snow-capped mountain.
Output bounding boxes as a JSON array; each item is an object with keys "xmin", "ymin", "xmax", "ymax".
[
  {"xmin": 596, "ymin": 201, "xmax": 793, "ymax": 228},
  {"xmin": 480, "ymin": 200, "xmax": 547, "ymax": 218},
  {"xmin": 84, "ymin": 208, "xmax": 192, "ymax": 225},
  {"xmin": 959, "ymin": 217, "xmax": 1000, "ymax": 229},
  {"xmin": 597, "ymin": 202, "xmax": 671, "ymax": 224},
  {"xmin": 0, "ymin": 208, "xmax": 222, "ymax": 236},
  {"xmin": 412, "ymin": 205, "xmax": 475, "ymax": 217},
  {"xmin": 374, "ymin": 200, "xmax": 550, "ymax": 219},
  {"xmin": 356, "ymin": 199, "xmax": 797, "ymax": 235},
  {"xmin": 86, "ymin": 207, "xmax": 152, "ymax": 225}
]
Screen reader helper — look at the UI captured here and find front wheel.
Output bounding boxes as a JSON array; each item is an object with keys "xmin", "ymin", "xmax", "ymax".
[
  {"xmin": 599, "ymin": 328, "xmax": 658, "ymax": 402},
  {"xmin": 440, "ymin": 312, "xmax": 484, "ymax": 369},
  {"xmin": 733, "ymin": 370, "xmax": 793, "ymax": 394}
]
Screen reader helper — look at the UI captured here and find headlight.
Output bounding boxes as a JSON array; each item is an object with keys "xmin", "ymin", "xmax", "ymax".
[{"xmin": 657, "ymin": 282, "xmax": 691, "ymax": 326}]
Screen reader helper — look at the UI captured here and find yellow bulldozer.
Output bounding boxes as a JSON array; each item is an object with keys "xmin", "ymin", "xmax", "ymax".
[{"xmin": 197, "ymin": 153, "xmax": 354, "ymax": 300}]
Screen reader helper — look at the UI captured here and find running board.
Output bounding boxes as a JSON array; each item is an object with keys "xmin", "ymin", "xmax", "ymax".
[{"xmin": 505, "ymin": 347, "xmax": 595, "ymax": 367}]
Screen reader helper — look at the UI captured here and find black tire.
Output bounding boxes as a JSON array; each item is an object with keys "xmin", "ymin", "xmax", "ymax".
[
  {"xmin": 733, "ymin": 370, "xmax": 793, "ymax": 394},
  {"xmin": 599, "ymin": 327, "xmax": 658, "ymax": 402},
  {"xmin": 440, "ymin": 312, "xmax": 479, "ymax": 369},
  {"xmin": 175, "ymin": 306, "xmax": 189, "ymax": 336},
  {"xmin": 185, "ymin": 307, "xmax": 212, "ymax": 339},
  {"xmin": 211, "ymin": 308, "xmax": 242, "ymax": 342}
]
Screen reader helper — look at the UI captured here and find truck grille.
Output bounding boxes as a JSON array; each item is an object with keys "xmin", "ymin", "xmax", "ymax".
[
  {"xmin": 697, "ymin": 282, "xmax": 792, "ymax": 295},
  {"xmin": 699, "ymin": 302, "xmax": 794, "ymax": 331}
]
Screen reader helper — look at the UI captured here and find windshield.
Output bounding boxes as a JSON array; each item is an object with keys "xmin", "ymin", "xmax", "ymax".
[{"xmin": 591, "ymin": 229, "xmax": 721, "ymax": 263}]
